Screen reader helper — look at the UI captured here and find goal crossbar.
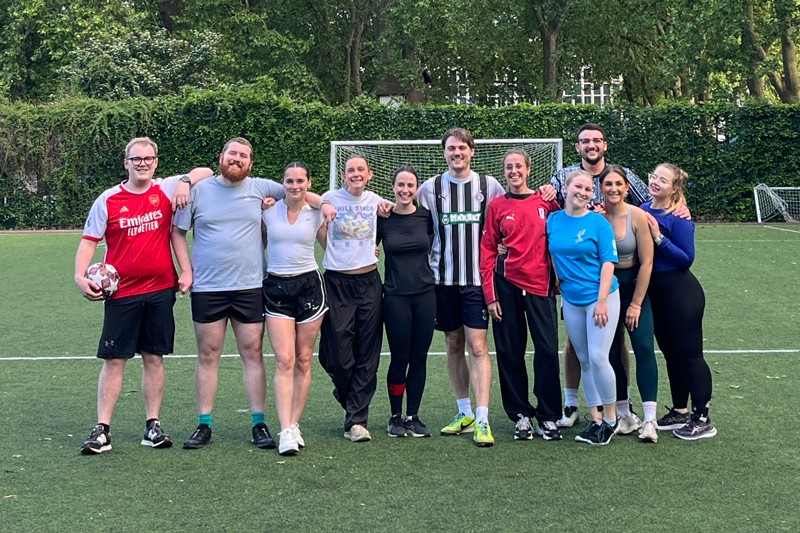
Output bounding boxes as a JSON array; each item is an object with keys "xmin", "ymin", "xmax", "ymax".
[{"xmin": 329, "ymin": 138, "xmax": 563, "ymax": 199}]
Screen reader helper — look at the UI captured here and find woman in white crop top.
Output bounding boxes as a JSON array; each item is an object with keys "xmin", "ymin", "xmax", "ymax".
[{"xmin": 601, "ymin": 164, "xmax": 659, "ymax": 442}]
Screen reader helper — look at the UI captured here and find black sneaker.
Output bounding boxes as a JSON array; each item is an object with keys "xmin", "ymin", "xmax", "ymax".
[
  {"xmin": 536, "ymin": 420, "xmax": 563, "ymax": 441},
  {"xmin": 585, "ymin": 420, "xmax": 617, "ymax": 446},
  {"xmin": 81, "ymin": 424, "xmax": 111, "ymax": 455},
  {"xmin": 673, "ymin": 414, "xmax": 717, "ymax": 441},
  {"xmin": 388, "ymin": 414, "xmax": 408, "ymax": 437},
  {"xmin": 404, "ymin": 415, "xmax": 431, "ymax": 438},
  {"xmin": 514, "ymin": 414, "xmax": 534, "ymax": 440},
  {"xmin": 251, "ymin": 423, "xmax": 276, "ymax": 449},
  {"xmin": 656, "ymin": 407, "xmax": 691, "ymax": 430},
  {"xmin": 183, "ymin": 424, "xmax": 212, "ymax": 449},
  {"xmin": 574, "ymin": 421, "xmax": 601, "ymax": 444},
  {"xmin": 141, "ymin": 420, "xmax": 173, "ymax": 448}
]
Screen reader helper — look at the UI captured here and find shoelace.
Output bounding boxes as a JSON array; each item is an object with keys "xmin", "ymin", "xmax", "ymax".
[
  {"xmin": 476, "ymin": 420, "xmax": 490, "ymax": 434},
  {"xmin": 541, "ymin": 421, "xmax": 557, "ymax": 432},
  {"xmin": 451, "ymin": 413, "xmax": 467, "ymax": 425},
  {"xmin": 516, "ymin": 415, "xmax": 532, "ymax": 432}
]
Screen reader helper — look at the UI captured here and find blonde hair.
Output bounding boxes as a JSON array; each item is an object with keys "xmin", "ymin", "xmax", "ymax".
[
  {"xmin": 655, "ymin": 163, "xmax": 688, "ymax": 214},
  {"xmin": 125, "ymin": 137, "xmax": 158, "ymax": 158},
  {"xmin": 565, "ymin": 169, "xmax": 592, "ymax": 188}
]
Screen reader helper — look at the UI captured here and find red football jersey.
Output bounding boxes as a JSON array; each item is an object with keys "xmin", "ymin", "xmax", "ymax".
[
  {"xmin": 82, "ymin": 177, "xmax": 179, "ymax": 299},
  {"xmin": 480, "ymin": 192, "xmax": 561, "ymax": 303}
]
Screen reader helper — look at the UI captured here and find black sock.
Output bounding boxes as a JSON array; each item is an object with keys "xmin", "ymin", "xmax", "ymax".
[{"xmin": 146, "ymin": 418, "xmax": 158, "ymax": 428}]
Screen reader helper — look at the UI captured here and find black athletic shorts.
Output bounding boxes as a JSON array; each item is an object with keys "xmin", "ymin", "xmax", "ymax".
[
  {"xmin": 263, "ymin": 270, "xmax": 328, "ymax": 324},
  {"xmin": 190, "ymin": 288, "xmax": 264, "ymax": 324},
  {"xmin": 434, "ymin": 285, "xmax": 489, "ymax": 331},
  {"xmin": 98, "ymin": 288, "xmax": 176, "ymax": 359}
]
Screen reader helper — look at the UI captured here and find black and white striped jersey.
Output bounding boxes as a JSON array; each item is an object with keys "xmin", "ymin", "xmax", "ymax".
[{"xmin": 418, "ymin": 171, "xmax": 505, "ymax": 286}]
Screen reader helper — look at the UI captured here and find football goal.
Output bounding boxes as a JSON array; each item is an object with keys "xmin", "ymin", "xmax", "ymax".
[
  {"xmin": 329, "ymin": 139, "xmax": 563, "ymax": 200},
  {"xmin": 753, "ymin": 184, "xmax": 800, "ymax": 223}
]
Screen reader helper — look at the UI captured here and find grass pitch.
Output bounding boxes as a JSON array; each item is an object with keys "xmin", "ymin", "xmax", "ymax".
[{"xmin": 1, "ymin": 225, "xmax": 799, "ymax": 532}]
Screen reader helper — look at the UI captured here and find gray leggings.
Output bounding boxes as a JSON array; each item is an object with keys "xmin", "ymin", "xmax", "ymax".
[{"xmin": 562, "ymin": 290, "xmax": 620, "ymax": 407}]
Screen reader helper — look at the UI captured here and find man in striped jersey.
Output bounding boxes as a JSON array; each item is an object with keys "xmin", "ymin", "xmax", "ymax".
[{"xmin": 416, "ymin": 128, "xmax": 512, "ymax": 446}]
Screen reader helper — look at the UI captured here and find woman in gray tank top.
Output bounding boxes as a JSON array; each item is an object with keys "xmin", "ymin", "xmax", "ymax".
[{"xmin": 601, "ymin": 165, "xmax": 660, "ymax": 443}]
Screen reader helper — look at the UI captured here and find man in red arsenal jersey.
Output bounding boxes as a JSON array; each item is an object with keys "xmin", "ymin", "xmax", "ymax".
[{"xmin": 74, "ymin": 137, "xmax": 211, "ymax": 455}]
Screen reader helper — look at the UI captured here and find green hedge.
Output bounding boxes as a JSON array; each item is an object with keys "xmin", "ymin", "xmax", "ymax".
[{"xmin": 2, "ymin": 91, "xmax": 799, "ymax": 228}]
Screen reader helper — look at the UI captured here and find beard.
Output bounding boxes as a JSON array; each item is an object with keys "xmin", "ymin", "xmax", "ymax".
[
  {"xmin": 581, "ymin": 147, "xmax": 605, "ymax": 166},
  {"xmin": 220, "ymin": 160, "xmax": 249, "ymax": 182}
]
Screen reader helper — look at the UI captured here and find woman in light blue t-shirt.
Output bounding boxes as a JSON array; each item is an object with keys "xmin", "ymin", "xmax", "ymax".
[{"xmin": 547, "ymin": 170, "xmax": 620, "ymax": 446}]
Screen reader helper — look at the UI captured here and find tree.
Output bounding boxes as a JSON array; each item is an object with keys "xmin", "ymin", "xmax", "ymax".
[
  {"xmin": 0, "ymin": 0, "xmax": 144, "ymax": 100},
  {"xmin": 60, "ymin": 30, "xmax": 221, "ymax": 99},
  {"xmin": 743, "ymin": 0, "xmax": 800, "ymax": 103},
  {"xmin": 527, "ymin": 0, "xmax": 570, "ymax": 102}
]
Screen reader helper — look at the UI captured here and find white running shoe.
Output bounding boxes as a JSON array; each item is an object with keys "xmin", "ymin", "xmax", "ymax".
[
  {"xmin": 616, "ymin": 413, "xmax": 643, "ymax": 435},
  {"xmin": 344, "ymin": 424, "xmax": 372, "ymax": 442},
  {"xmin": 638, "ymin": 419, "xmax": 658, "ymax": 443},
  {"xmin": 291, "ymin": 423, "xmax": 305, "ymax": 448},
  {"xmin": 278, "ymin": 427, "xmax": 299, "ymax": 456},
  {"xmin": 557, "ymin": 406, "xmax": 579, "ymax": 428}
]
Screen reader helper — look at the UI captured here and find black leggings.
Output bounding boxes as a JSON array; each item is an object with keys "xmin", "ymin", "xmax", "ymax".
[
  {"xmin": 384, "ymin": 290, "xmax": 436, "ymax": 416},
  {"xmin": 648, "ymin": 269, "xmax": 712, "ymax": 416}
]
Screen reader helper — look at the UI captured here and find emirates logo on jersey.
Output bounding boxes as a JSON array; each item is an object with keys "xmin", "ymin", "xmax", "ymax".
[{"xmin": 149, "ymin": 194, "xmax": 160, "ymax": 207}]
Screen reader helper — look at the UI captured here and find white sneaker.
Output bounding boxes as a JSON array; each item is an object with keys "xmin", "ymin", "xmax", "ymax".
[
  {"xmin": 638, "ymin": 419, "xmax": 658, "ymax": 443},
  {"xmin": 344, "ymin": 424, "xmax": 372, "ymax": 442},
  {"xmin": 278, "ymin": 427, "xmax": 299, "ymax": 456},
  {"xmin": 557, "ymin": 406, "xmax": 579, "ymax": 428},
  {"xmin": 291, "ymin": 423, "xmax": 305, "ymax": 448},
  {"xmin": 616, "ymin": 413, "xmax": 642, "ymax": 435}
]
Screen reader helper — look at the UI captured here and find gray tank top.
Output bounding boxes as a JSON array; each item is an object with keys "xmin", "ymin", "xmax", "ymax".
[{"xmin": 615, "ymin": 207, "xmax": 637, "ymax": 263}]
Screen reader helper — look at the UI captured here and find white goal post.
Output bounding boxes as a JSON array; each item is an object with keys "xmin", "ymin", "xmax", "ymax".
[
  {"xmin": 329, "ymin": 138, "xmax": 563, "ymax": 200},
  {"xmin": 753, "ymin": 184, "xmax": 800, "ymax": 223}
]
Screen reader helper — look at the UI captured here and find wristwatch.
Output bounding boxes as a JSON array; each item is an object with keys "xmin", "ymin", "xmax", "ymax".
[
  {"xmin": 654, "ymin": 234, "xmax": 664, "ymax": 245},
  {"xmin": 179, "ymin": 174, "xmax": 191, "ymax": 185}
]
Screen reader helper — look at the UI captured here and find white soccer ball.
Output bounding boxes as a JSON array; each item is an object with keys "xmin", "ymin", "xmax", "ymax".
[{"xmin": 86, "ymin": 262, "xmax": 120, "ymax": 299}]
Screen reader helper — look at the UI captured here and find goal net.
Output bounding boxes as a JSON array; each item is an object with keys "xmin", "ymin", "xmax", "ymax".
[
  {"xmin": 329, "ymin": 139, "xmax": 563, "ymax": 200},
  {"xmin": 753, "ymin": 184, "xmax": 800, "ymax": 223}
]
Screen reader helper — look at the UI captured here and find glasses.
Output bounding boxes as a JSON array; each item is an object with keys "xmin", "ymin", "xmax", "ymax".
[
  {"xmin": 578, "ymin": 138, "xmax": 605, "ymax": 145},
  {"xmin": 648, "ymin": 173, "xmax": 668, "ymax": 182},
  {"xmin": 127, "ymin": 156, "xmax": 157, "ymax": 165}
]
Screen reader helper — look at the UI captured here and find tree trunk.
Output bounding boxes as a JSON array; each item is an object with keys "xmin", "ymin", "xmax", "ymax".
[
  {"xmin": 776, "ymin": 1, "xmax": 800, "ymax": 103},
  {"xmin": 740, "ymin": 1, "xmax": 765, "ymax": 99},
  {"xmin": 530, "ymin": 1, "xmax": 570, "ymax": 103},
  {"xmin": 542, "ymin": 29, "xmax": 559, "ymax": 102}
]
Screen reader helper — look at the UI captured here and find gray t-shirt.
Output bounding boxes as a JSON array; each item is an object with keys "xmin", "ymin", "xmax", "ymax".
[{"xmin": 174, "ymin": 176, "xmax": 284, "ymax": 291}]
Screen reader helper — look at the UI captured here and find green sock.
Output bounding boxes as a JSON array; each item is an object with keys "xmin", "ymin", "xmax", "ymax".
[
  {"xmin": 252, "ymin": 412, "xmax": 265, "ymax": 427},
  {"xmin": 199, "ymin": 413, "xmax": 212, "ymax": 428}
]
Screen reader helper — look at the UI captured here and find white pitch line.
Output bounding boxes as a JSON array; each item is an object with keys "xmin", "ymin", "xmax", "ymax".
[
  {"xmin": 1, "ymin": 348, "xmax": 797, "ymax": 361},
  {"xmin": 700, "ymin": 239, "xmax": 797, "ymax": 243},
  {"xmin": 764, "ymin": 225, "xmax": 800, "ymax": 234}
]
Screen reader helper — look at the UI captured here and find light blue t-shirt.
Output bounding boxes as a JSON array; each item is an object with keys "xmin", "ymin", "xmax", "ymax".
[
  {"xmin": 174, "ymin": 176, "xmax": 284, "ymax": 292},
  {"xmin": 546, "ymin": 210, "xmax": 619, "ymax": 306}
]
